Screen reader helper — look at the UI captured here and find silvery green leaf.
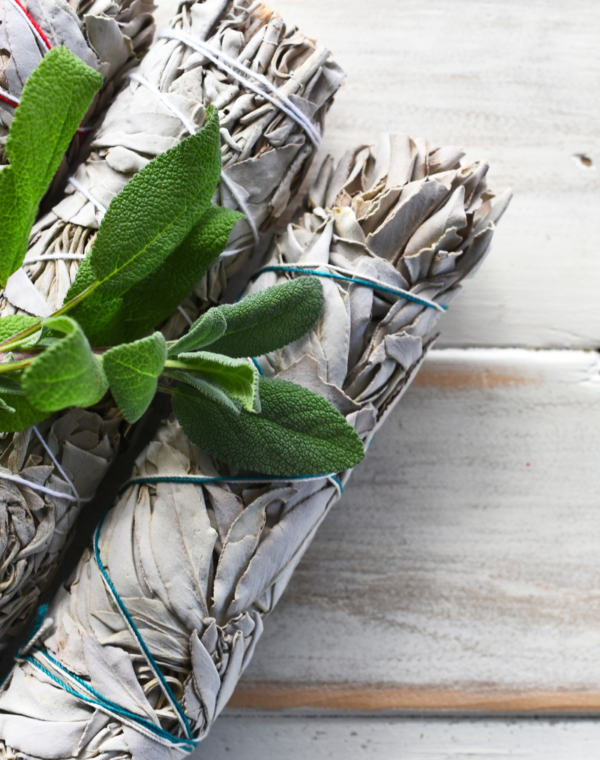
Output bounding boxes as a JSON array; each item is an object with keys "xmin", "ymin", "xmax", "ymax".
[
  {"xmin": 149, "ymin": 480, "xmax": 217, "ymax": 628},
  {"xmin": 210, "ymin": 488, "xmax": 295, "ymax": 623}
]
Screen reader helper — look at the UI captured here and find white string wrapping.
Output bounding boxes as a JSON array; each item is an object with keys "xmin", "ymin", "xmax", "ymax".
[
  {"xmin": 128, "ymin": 72, "xmax": 198, "ymax": 136},
  {"xmin": 0, "ymin": 87, "xmax": 19, "ymax": 107},
  {"xmin": 0, "ymin": 426, "xmax": 84, "ymax": 504},
  {"xmin": 32, "ymin": 425, "xmax": 80, "ymax": 505},
  {"xmin": 159, "ymin": 27, "xmax": 322, "ymax": 147},
  {"xmin": 0, "ymin": 471, "xmax": 80, "ymax": 503},
  {"xmin": 24, "ymin": 254, "xmax": 85, "ymax": 264},
  {"xmin": 67, "ymin": 175, "xmax": 107, "ymax": 216},
  {"xmin": 177, "ymin": 306, "xmax": 193, "ymax": 326}
]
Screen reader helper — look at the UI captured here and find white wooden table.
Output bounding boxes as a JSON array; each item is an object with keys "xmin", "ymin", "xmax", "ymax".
[{"xmin": 154, "ymin": 0, "xmax": 600, "ymax": 754}]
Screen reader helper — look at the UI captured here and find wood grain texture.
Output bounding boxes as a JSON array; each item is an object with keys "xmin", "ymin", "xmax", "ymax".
[
  {"xmin": 194, "ymin": 715, "xmax": 600, "ymax": 759},
  {"xmin": 228, "ymin": 687, "xmax": 600, "ymax": 713},
  {"xmin": 230, "ymin": 350, "xmax": 600, "ymax": 704}
]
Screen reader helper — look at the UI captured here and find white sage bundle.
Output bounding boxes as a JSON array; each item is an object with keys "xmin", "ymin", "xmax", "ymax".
[
  {"xmin": 0, "ymin": 0, "xmax": 342, "ymax": 656},
  {"xmin": 0, "ymin": 407, "xmax": 121, "ymax": 653},
  {"xmin": 0, "ymin": 133, "xmax": 511, "ymax": 758},
  {"xmin": 0, "ymin": 0, "xmax": 156, "ymax": 163},
  {"xmin": 0, "ymin": 0, "xmax": 344, "ymax": 322},
  {"xmin": 0, "ymin": 0, "xmax": 145, "ymax": 639}
]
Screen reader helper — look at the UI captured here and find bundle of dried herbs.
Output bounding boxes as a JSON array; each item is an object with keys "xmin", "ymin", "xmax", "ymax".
[
  {"xmin": 0, "ymin": 45, "xmax": 356, "ymax": 655},
  {"xmin": 0, "ymin": 408, "xmax": 120, "ymax": 652},
  {"xmin": 0, "ymin": 133, "xmax": 511, "ymax": 757},
  {"xmin": 1, "ymin": 0, "xmax": 344, "ymax": 321}
]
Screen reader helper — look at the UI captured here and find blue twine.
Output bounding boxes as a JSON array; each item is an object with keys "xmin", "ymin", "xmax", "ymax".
[
  {"xmin": 118, "ymin": 473, "xmax": 343, "ymax": 497},
  {"xmin": 22, "ymin": 651, "xmax": 196, "ymax": 752},
  {"xmin": 9, "ymin": 518, "xmax": 198, "ymax": 751},
  {"xmin": 251, "ymin": 356, "xmax": 265, "ymax": 376},
  {"xmin": 8, "ymin": 472, "xmax": 342, "ymax": 744},
  {"xmin": 249, "ymin": 265, "xmax": 448, "ymax": 312},
  {"xmin": 93, "ymin": 510, "xmax": 196, "ymax": 744}
]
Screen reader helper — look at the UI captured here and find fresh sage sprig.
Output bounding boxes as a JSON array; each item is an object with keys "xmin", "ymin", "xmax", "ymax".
[
  {"xmin": 0, "ymin": 49, "xmax": 364, "ymax": 476},
  {"xmin": 0, "ymin": 47, "xmax": 103, "ymax": 286}
]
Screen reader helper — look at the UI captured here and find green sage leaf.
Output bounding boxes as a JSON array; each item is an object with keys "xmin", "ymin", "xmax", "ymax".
[
  {"xmin": 114, "ymin": 206, "xmax": 243, "ymax": 345},
  {"xmin": 21, "ymin": 316, "xmax": 108, "ymax": 412},
  {"xmin": 0, "ymin": 47, "xmax": 103, "ymax": 285},
  {"xmin": 172, "ymin": 351, "xmax": 259, "ymax": 413},
  {"xmin": 76, "ymin": 205, "xmax": 243, "ymax": 346},
  {"xmin": 167, "ymin": 369, "xmax": 241, "ymax": 415},
  {"xmin": 173, "ymin": 377, "xmax": 365, "ymax": 476},
  {"xmin": 0, "ymin": 392, "xmax": 46, "ymax": 432},
  {"xmin": 66, "ymin": 106, "xmax": 222, "ymax": 302},
  {"xmin": 167, "ymin": 308, "xmax": 227, "ymax": 357},
  {"xmin": 0, "ymin": 315, "xmax": 40, "ymax": 345},
  {"xmin": 66, "ymin": 295, "xmax": 124, "ymax": 348},
  {"xmin": 208, "ymin": 277, "xmax": 324, "ymax": 359},
  {"xmin": 103, "ymin": 332, "xmax": 167, "ymax": 423}
]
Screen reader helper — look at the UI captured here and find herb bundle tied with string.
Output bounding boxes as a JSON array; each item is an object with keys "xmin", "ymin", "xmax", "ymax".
[
  {"xmin": 0, "ymin": 128, "xmax": 512, "ymax": 757},
  {"xmin": 0, "ymin": 46, "xmax": 362, "ymax": 647}
]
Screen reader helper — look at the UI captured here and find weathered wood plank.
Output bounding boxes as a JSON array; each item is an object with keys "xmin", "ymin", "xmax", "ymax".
[
  {"xmin": 227, "ymin": 349, "xmax": 600, "ymax": 708},
  {"xmin": 196, "ymin": 715, "xmax": 600, "ymax": 759}
]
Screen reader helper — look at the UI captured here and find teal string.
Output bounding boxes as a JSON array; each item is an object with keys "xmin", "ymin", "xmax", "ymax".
[
  {"xmin": 22, "ymin": 652, "xmax": 196, "ymax": 752},
  {"xmin": 7, "ymin": 519, "xmax": 198, "ymax": 751},
  {"xmin": 6, "ymin": 597, "xmax": 196, "ymax": 750},
  {"xmin": 251, "ymin": 356, "xmax": 265, "ymax": 376},
  {"xmin": 93, "ymin": 511, "xmax": 196, "ymax": 744},
  {"xmin": 118, "ymin": 473, "xmax": 343, "ymax": 497},
  {"xmin": 250, "ymin": 265, "xmax": 448, "ymax": 312}
]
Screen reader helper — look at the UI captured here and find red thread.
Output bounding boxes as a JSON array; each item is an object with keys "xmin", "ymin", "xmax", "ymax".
[
  {"xmin": 0, "ymin": 92, "xmax": 19, "ymax": 108},
  {"xmin": 2, "ymin": 1, "xmax": 96, "ymax": 148},
  {"xmin": 9, "ymin": 0, "xmax": 52, "ymax": 51}
]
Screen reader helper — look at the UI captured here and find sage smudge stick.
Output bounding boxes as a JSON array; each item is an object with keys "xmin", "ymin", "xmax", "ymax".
[
  {"xmin": 0, "ymin": 134, "xmax": 511, "ymax": 757},
  {"xmin": 0, "ymin": 2, "xmax": 342, "ymax": 647},
  {"xmin": 0, "ymin": 407, "xmax": 120, "ymax": 653},
  {"xmin": 0, "ymin": 0, "xmax": 344, "ymax": 321}
]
